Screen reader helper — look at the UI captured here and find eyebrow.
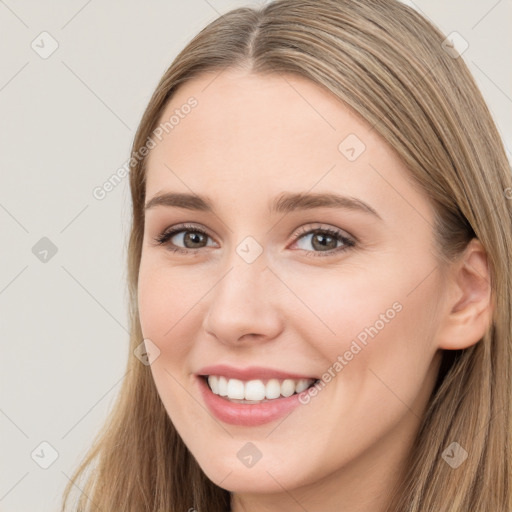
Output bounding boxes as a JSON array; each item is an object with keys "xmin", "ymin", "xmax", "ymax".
[{"xmin": 144, "ymin": 191, "xmax": 382, "ymax": 220}]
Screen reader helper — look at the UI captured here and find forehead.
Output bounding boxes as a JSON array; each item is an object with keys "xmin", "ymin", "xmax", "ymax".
[
  {"xmin": 144, "ymin": 69, "xmax": 432, "ymax": 227},
  {"xmin": 150, "ymin": 71, "xmax": 380, "ymax": 173},
  {"xmin": 151, "ymin": 70, "xmax": 372, "ymax": 157}
]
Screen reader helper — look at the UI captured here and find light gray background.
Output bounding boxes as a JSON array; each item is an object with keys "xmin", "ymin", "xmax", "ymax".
[{"xmin": 1, "ymin": 1, "xmax": 510, "ymax": 511}]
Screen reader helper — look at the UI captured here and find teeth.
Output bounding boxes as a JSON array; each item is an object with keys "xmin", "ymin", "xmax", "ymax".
[
  {"xmin": 218, "ymin": 376, "xmax": 228, "ymax": 397},
  {"xmin": 208, "ymin": 375, "xmax": 219, "ymax": 394},
  {"xmin": 295, "ymin": 378, "xmax": 311, "ymax": 393},
  {"xmin": 245, "ymin": 380, "xmax": 266, "ymax": 401},
  {"xmin": 206, "ymin": 375, "xmax": 316, "ymax": 401},
  {"xmin": 281, "ymin": 379, "xmax": 295, "ymax": 397},
  {"xmin": 227, "ymin": 378, "xmax": 245, "ymax": 399},
  {"xmin": 266, "ymin": 378, "xmax": 281, "ymax": 399}
]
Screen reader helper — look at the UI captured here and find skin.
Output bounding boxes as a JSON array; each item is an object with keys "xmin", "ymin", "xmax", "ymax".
[{"xmin": 137, "ymin": 69, "xmax": 493, "ymax": 512}]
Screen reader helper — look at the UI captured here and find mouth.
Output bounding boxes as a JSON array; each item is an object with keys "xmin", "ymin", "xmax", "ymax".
[{"xmin": 199, "ymin": 375, "xmax": 320, "ymax": 404}]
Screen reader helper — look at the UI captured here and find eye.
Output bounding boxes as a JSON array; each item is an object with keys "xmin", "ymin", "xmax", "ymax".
[
  {"xmin": 289, "ymin": 224, "xmax": 355, "ymax": 257},
  {"xmin": 152, "ymin": 223, "xmax": 216, "ymax": 254},
  {"xmin": 152, "ymin": 222, "xmax": 356, "ymax": 257}
]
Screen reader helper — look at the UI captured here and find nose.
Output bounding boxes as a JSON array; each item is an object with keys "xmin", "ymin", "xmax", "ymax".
[{"xmin": 202, "ymin": 256, "xmax": 284, "ymax": 347}]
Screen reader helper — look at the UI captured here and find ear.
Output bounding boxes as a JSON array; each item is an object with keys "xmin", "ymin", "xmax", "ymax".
[{"xmin": 437, "ymin": 238, "xmax": 494, "ymax": 350}]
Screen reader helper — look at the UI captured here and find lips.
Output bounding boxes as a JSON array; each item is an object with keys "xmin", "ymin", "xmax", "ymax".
[
  {"xmin": 195, "ymin": 364, "xmax": 320, "ymax": 426},
  {"xmin": 197, "ymin": 376, "xmax": 306, "ymax": 426}
]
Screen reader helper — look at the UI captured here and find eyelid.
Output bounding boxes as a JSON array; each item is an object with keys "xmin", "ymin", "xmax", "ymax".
[{"xmin": 291, "ymin": 222, "xmax": 355, "ymax": 242}]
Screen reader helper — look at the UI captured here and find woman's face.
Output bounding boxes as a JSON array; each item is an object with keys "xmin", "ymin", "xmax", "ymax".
[{"xmin": 138, "ymin": 69, "xmax": 446, "ymax": 500}]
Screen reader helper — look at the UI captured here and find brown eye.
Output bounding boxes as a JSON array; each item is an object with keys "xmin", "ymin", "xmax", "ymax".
[
  {"xmin": 291, "ymin": 226, "xmax": 355, "ymax": 257},
  {"xmin": 176, "ymin": 231, "xmax": 208, "ymax": 249},
  {"xmin": 154, "ymin": 224, "xmax": 216, "ymax": 253}
]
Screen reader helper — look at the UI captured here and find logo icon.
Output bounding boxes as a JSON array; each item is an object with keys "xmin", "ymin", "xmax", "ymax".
[
  {"xmin": 237, "ymin": 442, "xmax": 263, "ymax": 468},
  {"xmin": 236, "ymin": 236, "xmax": 263, "ymax": 264},
  {"xmin": 31, "ymin": 441, "xmax": 59, "ymax": 469},
  {"xmin": 134, "ymin": 338, "xmax": 161, "ymax": 365},
  {"xmin": 338, "ymin": 133, "xmax": 366, "ymax": 162},
  {"xmin": 32, "ymin": 237, "xmax": 58, "ymax": 263},
  {"xmin": 442, "ymin": 441, "xmax": 468, "ymax": 469},
  {"xmin": 441, "ymin": 32, "xmax": 469, "ymax": 59},
  {"xmin": 31, "ymin": 32, "xmax": 59, "ymax": 59}
]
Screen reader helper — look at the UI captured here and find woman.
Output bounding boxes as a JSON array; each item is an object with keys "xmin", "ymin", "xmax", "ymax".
[{"xmin": 61, "ymin": 0, "xmax": 512, "ymax": 510}]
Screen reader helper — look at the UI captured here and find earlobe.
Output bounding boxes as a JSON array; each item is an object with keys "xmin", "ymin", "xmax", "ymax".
[{"xmin": 437, "ymin": 238, "xmax": 494, "ymax": 350}]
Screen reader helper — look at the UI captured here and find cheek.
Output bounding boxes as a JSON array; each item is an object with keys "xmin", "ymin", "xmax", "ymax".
[
  {"xmin": 137, "ymin": 257, "xmax": 208, "ymax": 341},
  {"xmin": 138, "ymin": 263, "xmax": 169, "ymax": 342},
  {"xmin": 275, "ymin": 263, "xmax": 407, "ymax": 358},
  {"xmin": 287, "ymin": 261, "xmax": 440, "ymax": 408},
  {"xmin": 137, "ymin": 257, "xmax": 226, "ymax": 403},
  {"xmin": 137, "ymin": 260, "xmax": 207, "ymax": 421}
]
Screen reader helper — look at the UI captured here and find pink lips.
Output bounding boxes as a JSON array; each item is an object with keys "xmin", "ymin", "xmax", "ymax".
[
  {"xmin": 196, "ymin": 364, "xmax": 317, "ymax": 427},
  {"xmin": 197, "ymin": 376, "xmax": 305, "ymax": 426}
]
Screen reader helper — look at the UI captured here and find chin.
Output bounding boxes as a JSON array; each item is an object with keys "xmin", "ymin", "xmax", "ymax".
[{"xmin": 196, "ymin": 454, "xmax": 308, "ymax": 494}]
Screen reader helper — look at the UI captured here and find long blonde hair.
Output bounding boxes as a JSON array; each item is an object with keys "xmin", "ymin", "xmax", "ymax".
[{"xmin": 61, "ymin": 1, "xmax": 512, "ymax": 510}]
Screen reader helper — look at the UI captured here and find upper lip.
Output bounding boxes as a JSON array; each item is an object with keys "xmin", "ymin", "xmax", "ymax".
[{"xmin": 196, "ymin": 364, "xmax": 318, "ymax": 381}]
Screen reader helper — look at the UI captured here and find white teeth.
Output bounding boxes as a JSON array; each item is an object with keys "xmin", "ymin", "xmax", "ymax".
[
  {"xmin": 265, "ymin": 378, "xmax": 281, "ymax": 399},
  {"xmin": 245, "ymin": 380, "xmax": 266, "ymax": 401},
  {"xmin": 227, "ymin": 378, "xmax": 245, "ymax": 399},
  {"xmin": 208, "ymin": 375, "xmax": 219, "ymax": 394},
  {"xmin": 206, "ymin": 375, "xmax": 316, "ymax": 401},
  {"xmin": 218, "ymin": 376, "xmax": 228, "ymax": 396},
  {"xmin": 281, "ymin": 379, "xmax": 295, "ymax": 397},
  {"xmin": 295, "ymin": 378, "xmax": 311, "ymax": 393}
]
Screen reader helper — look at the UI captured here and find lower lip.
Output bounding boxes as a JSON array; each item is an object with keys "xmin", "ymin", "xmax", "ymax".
[{"xmin": 197, "ymin": 376, "xmax": 306, "ymax": 427}]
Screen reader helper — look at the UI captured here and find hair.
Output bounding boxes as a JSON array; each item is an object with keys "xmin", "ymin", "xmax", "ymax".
[{"xmin": 61, "ymin": 1, "xmax": 512, "ymax": 510}]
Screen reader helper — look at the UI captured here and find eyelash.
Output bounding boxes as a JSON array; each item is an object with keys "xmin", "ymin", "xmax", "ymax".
[{"xmin": 152, "ymin": 223, "xmax": 356, "ymax": 258}]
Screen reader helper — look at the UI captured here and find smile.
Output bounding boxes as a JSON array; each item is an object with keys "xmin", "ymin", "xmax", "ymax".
[
  {"xmin": 205, "ymin": 375, "xmax": 317, "ymax": 403},
  {"xmin": 196, "ymin": 367, "xmax": 321, "ymax": 426}
]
